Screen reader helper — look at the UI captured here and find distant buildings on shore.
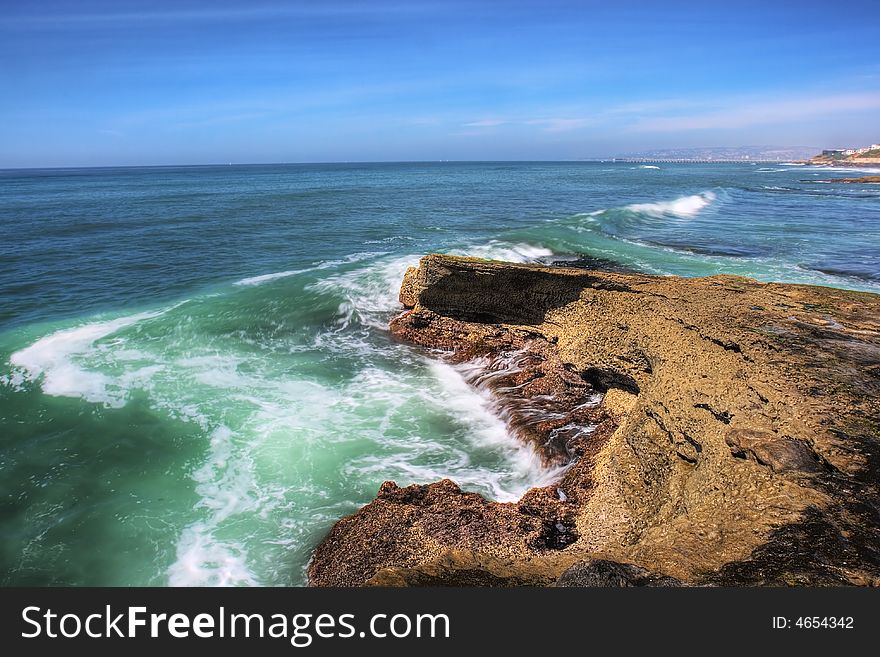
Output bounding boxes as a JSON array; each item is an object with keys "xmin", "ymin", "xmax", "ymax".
[
  {"xmin": 821, "ymin": 144, "xmax": 880, "ymax": 157},
  {"xmin": 612, "ymin": 145, "xmax": 819, "ymax": 162}
]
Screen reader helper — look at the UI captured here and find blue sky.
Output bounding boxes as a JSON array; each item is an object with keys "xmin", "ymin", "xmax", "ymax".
[{"xmin": 2, "ymin": 0, "xmax": 879, "ymax": 166}]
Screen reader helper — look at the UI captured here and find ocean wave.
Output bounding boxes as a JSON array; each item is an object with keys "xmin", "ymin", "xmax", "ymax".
[
  {"xmin": 342, "ymin": 362, "xmax": 565, "ymax": 502},
  {"xmin": 234, "ymin": 251, "xmax": 386, "ymax": 287},
  {"xmin": 7, "ymin": 308, "xmax": 171, "ymax": 406},
  {"xmin": 424, "ymin": 359, "xmax": 568, "ymax": 499},
  {"xmin": 235, "ymin": 268, "xmax": 315, "ymax": 287},
  {"xmin": 307, "ymin": 254, "xmax": 419, "ymax": 331},
  {"xmin": 452, "ymin": 240, "xmax": 554, "ymax": 262},
  {"xmin": 6, "ymin": 312, "xmax": 279, "ymax": 586},
  {"xmin": 623, "ymin": 190, "xmax": 717, "ymax": 219}
]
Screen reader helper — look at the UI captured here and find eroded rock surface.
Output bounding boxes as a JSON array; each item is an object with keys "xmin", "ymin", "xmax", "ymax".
[
  {"xmin": 555, "ymin": 559, "xmax": 684, "ymax": 587},
  {"xmin": 309, "ymin": 254, "xmax": 880, "ymax": 587}
]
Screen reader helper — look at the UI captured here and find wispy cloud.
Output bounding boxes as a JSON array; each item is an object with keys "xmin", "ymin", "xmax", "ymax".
[
  {"xmin": 460, "ymin": 117, "xmax": 591, "ymax": 132},
  {"xmin": 462, "ymin": 119, "xmax": 508, "ymax": 128},
  {"xmin": 452, "ymin": 88, "xmax": 880, "ymax": 139},
  {"xmin": 630, "ymin": 92, "xmax": 880, "ymax": 132}
]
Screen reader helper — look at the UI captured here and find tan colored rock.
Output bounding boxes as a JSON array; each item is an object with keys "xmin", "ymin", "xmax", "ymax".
[{"xmin": 309, "ymin": 255, "xmax": 880, "ymax": 587}]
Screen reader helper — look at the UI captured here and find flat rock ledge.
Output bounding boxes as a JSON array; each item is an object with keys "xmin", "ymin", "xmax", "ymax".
[{"xmin": 309, "ymin": 254, "xmax": 880, "ymax": 587}]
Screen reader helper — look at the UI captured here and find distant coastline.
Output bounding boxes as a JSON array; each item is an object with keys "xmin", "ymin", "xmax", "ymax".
[
  {"xmin": 607, "ymin": 157, "xmax": 880, "ymax": 167},
  {"xmin": 808, "ymin": 143, "xmax": 880, "ymax": 166},
  {"xmin": 608, "ymin": 158, "xmax": 804, "ymax": 164},
  {"xmin": 604, "ymin": 143, "xmax": 880, "ymax": 166}
]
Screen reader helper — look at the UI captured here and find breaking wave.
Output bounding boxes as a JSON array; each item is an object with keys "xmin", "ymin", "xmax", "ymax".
[{"xmin": 623, "ymin": 191, "xmax": 717, "ymax": 218}]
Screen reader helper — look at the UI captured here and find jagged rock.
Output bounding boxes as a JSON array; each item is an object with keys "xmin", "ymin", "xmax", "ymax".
[{"xmin": 309, "ymin": 254, "xmax": 880, "ymax": 587}]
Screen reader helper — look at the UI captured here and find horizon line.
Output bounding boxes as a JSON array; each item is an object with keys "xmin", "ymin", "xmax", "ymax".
[{"xmin": 0, "ymin": 157, "xmax": 810, "ymax": 172}]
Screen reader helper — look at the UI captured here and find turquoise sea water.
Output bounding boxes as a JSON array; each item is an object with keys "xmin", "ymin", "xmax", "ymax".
[{"xmin": 1, "ymin": 161, "xmax": 878, "ymax": 586}]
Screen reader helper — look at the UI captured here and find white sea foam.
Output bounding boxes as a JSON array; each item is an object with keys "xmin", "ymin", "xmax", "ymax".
[
  {"xmin": 302, "ymin": 252, "xmax": 569, "ymax": 495},
  {"xmin": 7, "ymin": 308, "xmax": 288, "ymax": 586},
  {"xmin": 234, "ymin": 252, "xmax": 387, "ymax": 287},
  {"xmin": 453, "ymin": 240, "xmax": 554, "ymax": 262},
  {"xmin": 167, "ymin": 524, "xmax": 258, "ymax": 587},
  {"xmin": 572, "ymin": 209, "xmax": 605, "ymax": 218},
  {"xmin": 625, "ymin": 190, "xmax": 716, "ymax": 218},
  {"xmin": 308, "ymin": 254, "xmax": 419, "ymax": 330},
  {"xmin": 427, "ymin": 359, "xmax": 570, "ymax": 497},
  {"xmin": 0, "ymin": 369, "xmax": 26, "ymax": 389},
  {"xmin": 638, "ymin": 165, "xmax": 660, "ymax": 170},
  {"xmin": 235, "ymin": 268, "xmax": 314, "ymax": 287},
  {"xmin": 168, "ymin": 426, "xmax": 261, "ymax": 587},
  {"xmin": 8, "ymin": 310, "xmax": 165, "ymax": 407},
  {"xmin": 6, "ymin": 311, "xmax": 275, "ymax": 588},
  {"xmin": 343, "ymin": 362, "xmax": 565, "ymax": 502},
  {"xmin": 165, "ymin": 360, "xmax": 349, "ymax": 587}
]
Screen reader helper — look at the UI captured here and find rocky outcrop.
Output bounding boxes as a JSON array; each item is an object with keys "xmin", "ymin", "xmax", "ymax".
[
  {"xmin": 809, "ymin": 176, "xmax": 880, "ymax": 184},
  {"xmin": 309, "ymin": 254, "xmax": 880, "ymax": 587}
]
